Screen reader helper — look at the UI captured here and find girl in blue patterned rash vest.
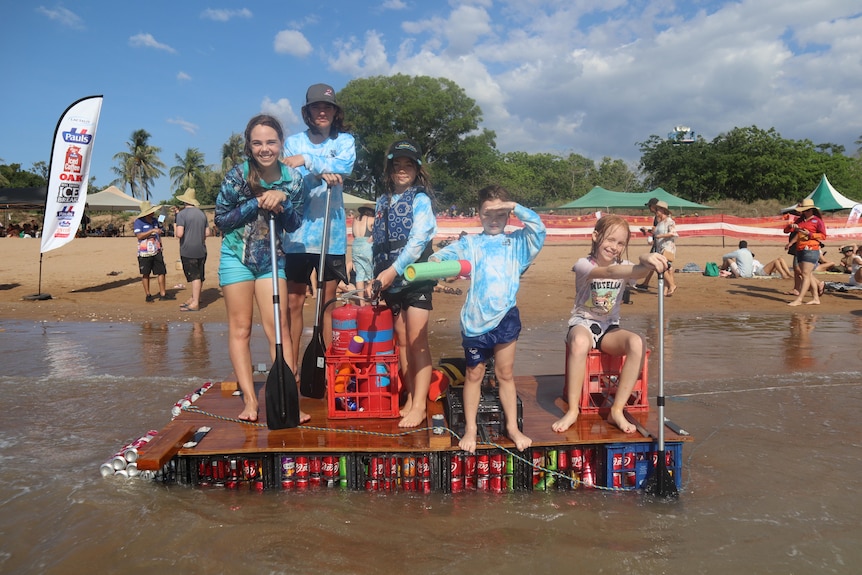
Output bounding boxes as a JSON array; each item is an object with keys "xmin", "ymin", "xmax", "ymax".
[
  {"xmin": 371, "ymin": 139, "xmax": 438, "ymax": 428},
  {"xmin": 281, "ymin": 83, "xmax": 356, "ymax": 365},
  {"xmin": 430, "ymin": 185, "xmax": 546, "ymax": 453},
  {"xmin": 215, "ymin": 114, "xmax": 308, "ymax": 424},
  {"xmin": 553, "ymin": 214, "xmax": 668, "ymax": 435}
]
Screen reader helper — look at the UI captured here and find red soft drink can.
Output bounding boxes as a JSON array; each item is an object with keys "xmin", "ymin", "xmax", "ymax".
[
  {"xmin": 252, "ymin": 479, "xmax": 264, "ymax": 491},
  {"xmin": 625, "ymin": 471, "xmax": 637, "ymax": 488},
  {"xmin": 613, "ymin": 452, "xmax": 623, "ymax": 471},
  {"xmin": 243, "ymin": 459, "xmax": 258, "ymax": 480},
  {"xmin": 365, "ymin": 479, "xmax": 378, "ymax": 491},
  {"xmin": 417, "ymin": 455, "xmax": 431, "ymax": 478},
  {"xmin": 370, "ymin": 456, "xmax": 384, "ymax": 479},
  {"xmin": 387, "ymin": 456, "xmax": 399, "ymax": 479},
  {"xmin": 613, "ymin": 472, "xmax": 622, "ymax": 489},
  {"xmin": 309, "ymin": 456, "xmax": 322, "ymax": 476},
  {"xmin": 450, "ymin": 454, "xmax": 463, "ymax": 492},
  {"xmin": 296, "ymin": 456, "xmax": 309, "ymax": 478},
  {"xmin": 464, "ymin": 454, "xmax": 477, "ymax": 489},
  {"xmin": 296, "ymin": 477, "xmax": 309, "ymax": 489},
  {"xmin": 531, "ymin": 449, "xmax": 544, "ymax": 486},
  {"xmin": 403, "ymin": 478, "xmax": 415, "ymax": 491},
  {"xmin": 490, "ymin": 452, "xmax": 504, "ymax": 476},
  {"xmin": 419, "ymin": 478, "xmax": 432, "ymax": 493},
  {"xmin": 322, "ymin": 456, "xmax": 336, "ymax": 479},
  {"xmin": 624, "ymin": 451, "xmax": 635, "ymax": 470},
  {"xmin": 558, "ymin": 449, "xmax": 569, "ymax": 471},
  {"xmin": 477, "ymin": 454, "xmax": 490, "ymax": 477},
  {"xmin": 490, "ymin": 474, "xmax": 503, "ymax": 493},
  {"xmin": 570, "ymin": 448, "xmax": 584, "ymax": 472},
  {"xmin": 477, "ymin": 476, "xmax": 490, "ymax": 491},
  {"xmin": 281, "ymin": 478, "xmax": 295, "ymax": 490}
]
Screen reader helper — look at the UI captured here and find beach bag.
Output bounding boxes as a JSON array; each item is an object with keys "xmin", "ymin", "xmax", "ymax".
[{"xmin": 703, "ymin": 262, "xmax": 720, "ymax": 277}]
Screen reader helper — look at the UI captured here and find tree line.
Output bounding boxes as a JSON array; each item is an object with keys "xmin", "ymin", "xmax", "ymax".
[{"xmin": 2, "ymin": 74, "xmax": 861, "ymax": 210}]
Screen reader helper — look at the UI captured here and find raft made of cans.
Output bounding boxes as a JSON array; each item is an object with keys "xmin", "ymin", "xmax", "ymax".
[{"xmin": 105, "ymin": 371, "xmax": 691, "ymax": 493}]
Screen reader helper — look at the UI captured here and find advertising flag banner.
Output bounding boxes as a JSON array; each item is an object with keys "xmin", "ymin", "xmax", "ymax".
[{"xmin": 40, "ymin": 95, "xmax": 103, "ymax": 253}]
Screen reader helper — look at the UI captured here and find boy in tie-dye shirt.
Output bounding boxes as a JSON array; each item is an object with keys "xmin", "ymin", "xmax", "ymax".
[{"xmin": 430, "ymin": 185, "xmax": 545, "ymax": 453}]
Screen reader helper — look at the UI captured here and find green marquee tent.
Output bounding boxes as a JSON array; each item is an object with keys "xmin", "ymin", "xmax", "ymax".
[
  {"xmin": 557, "ymin": 186, "xmax": 713, "ymax": 211},
  {"xmin": 782, "ymin": 174, "xmax": 858, "ymax": 213}
]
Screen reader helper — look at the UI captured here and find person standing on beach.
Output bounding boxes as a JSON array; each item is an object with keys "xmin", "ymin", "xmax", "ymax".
[
  {"xmin": 785, "ymin": 198, "xmax": 827, "ymax": 306},
  {"xmin": 215, "ymin": 114, "xmax": 308, "ymax": 423},
  {"xmin": 281, "ymin": 83, "xmax": 356, "ymax": 366},
  {"xmin": 133, "ymin": 201, "xmax": 167, "ymax": 302},
  {"xmin": 554, "ymin": 214, "xmax": 668, "ymax": 434},
  {"xmin": 634, "ymin": 197, "xmax": 659, "ymax": 292},
  {"xmin": 174, "ymin": 188, "xmax": 210, "ymax": 311},
  {"xmin": 371, "ymin": 139, "xmax": 438, "ymax": 428},
  {"xmin": 653, "ymin": 200, "xmax": 678, "ymax": 296},
  {"xmin": 430, "ymin": 185, "xmax": 545, "ymax": 453},
  {"xmin": 351, "ymin": 204, "xmax": 375, "ymax": 297}
]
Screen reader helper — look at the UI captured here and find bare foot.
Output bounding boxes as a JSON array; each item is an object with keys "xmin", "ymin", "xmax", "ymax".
[
  {"xmin": 788, "ymin": 300, "xmax": 802, "ymax": 307},
  {"xmin": 238, "ymin": 399, "xmax": 259, "ymax": 422},
  {"xmin": 607, "ymin": 409, "xmax": 636, "ymax": 433},
  {"xmin": 300, "ymin": 411, "xmax": 311, "ymax": 424},
  {"xmin": 552, "ymin": 410, "xmax": 579, "ymax": 433},
  {"xmin": 398, "ymin": 407, "xmax": 427, "ymax": 428},
  {"xmin": 784, "ymin": 290, "xmax": 800, "ymax": 296},
  {"xmin": 806, "ymin": 300, "xmax": 821, "ymax": 305},
  {"xmin": 458, "ymin": 428, "xmax": 478, "ymax": 453},
  {"xmin": 507, "ymin": 427, "xmax": 532, "ymax": 452},
  {"xmin": 399, "ymin": 397, "xmax": 413, "ymax": 418}
]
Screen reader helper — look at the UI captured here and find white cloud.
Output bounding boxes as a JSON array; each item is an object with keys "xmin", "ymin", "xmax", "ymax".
[
  {"xmin": 36, "ymin": 5, "xmax": 84, "ymax": 29},
  {"xmin": 177, "ymin": 71, "xmax": 192, "ymax": 81},
  {"xmin": 200, "ymin": 8, "xmax": 253, "ymax": 21},
  {"xmin": 167, "ymin": 118, "xmax": 199, "ymax": 135},
  {"xmin": 261, "ymin": 97, "xmax": 300, "ymax": 132},
  {"xmin": 129, "ymin": 33, "xmax": 177, "ymax": 53},
  {"xmin": 274, "ymin": 30, "xmax": 313, "ymax": 57},
  {"xmin": 381, "ymin": 0, "xmax": 407, "ymax": 10}
]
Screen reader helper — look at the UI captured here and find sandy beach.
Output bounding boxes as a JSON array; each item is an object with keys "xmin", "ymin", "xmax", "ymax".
[{"xmin": 1, "ymin": 234, "xmax": 857, "ymax": 325}]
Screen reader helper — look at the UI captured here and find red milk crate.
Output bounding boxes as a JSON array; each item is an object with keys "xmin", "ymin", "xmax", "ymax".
[
  {"xmin": 563, "ymin": 348, "xmax": 649, "ymax": 414},
  {"xmin": 326, "ymin": 349, "xmax": 401, "ymax": 418}
]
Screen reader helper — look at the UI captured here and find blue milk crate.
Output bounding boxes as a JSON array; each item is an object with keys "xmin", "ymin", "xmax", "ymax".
[{"xmin": 600, "ymin": 442, "xmax": 682, "ymax": 491}]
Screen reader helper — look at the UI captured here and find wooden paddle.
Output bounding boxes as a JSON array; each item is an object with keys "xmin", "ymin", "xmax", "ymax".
[
  {"xmin": 265, "ymin": 213, "xmax": 300, "ymax": 429},
  {"xmin": 643, "ymin": 272, "xmax": 679, "ymax": 499},
  {"xmin": 300, "ymin": 186, "xmax": 333, "ymax": 399}
]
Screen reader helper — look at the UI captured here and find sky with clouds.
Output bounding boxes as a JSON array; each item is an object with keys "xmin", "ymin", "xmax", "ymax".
[{"xmin": 1, "ymin": 1, "xmax": 860, "ymax": 202}]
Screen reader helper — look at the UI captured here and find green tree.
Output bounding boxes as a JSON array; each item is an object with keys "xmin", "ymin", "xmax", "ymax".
[
  {"xmin": 0, "ymin": 163, "xmax": 45, "ymax": 188},
  {"xmin": 111, "ymin": 129, "xmax": 165, "ymax": 201},
  {"xmin": 337, "ymin": 74, "xmax": 490, "ymax": 206},
  {"xmin": 169, "ymin": 148, "xmax": 207, "ymax": 196},
  {"xmin": 221, "ymin": 133, "xmax": 245, "ymax": 173}
]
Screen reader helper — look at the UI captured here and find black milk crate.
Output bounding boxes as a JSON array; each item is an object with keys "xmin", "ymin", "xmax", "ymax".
[
  {"xmin": 528, "ymin": 445, "xmax": 603, "ymax": 491},
  {"xmin": 441, "ymin": 449, "xmax": 529, "ymax": 493},
  {"xmin": 600, "ymin": 442, "xmax": 682, "ymax": 491},
  {"xmin": 354, "ymin": 452, "xmax": 440, "ymax": 493},
  {"xmin": 443, "ymin": 385, "xmax": 523, "ymax": 441},
  {"xmin": 188, "ymin": 454, "xmax": 272, "ymax": 490},
  {"xmin": 276, "ymin": 453, "xmax": 355, "ymax": 490}
]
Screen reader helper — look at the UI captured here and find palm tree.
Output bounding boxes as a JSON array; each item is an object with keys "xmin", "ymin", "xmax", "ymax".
[
  {"xmin": 221, "ymin": 133, "xmax": 245, "ymax": 174},
  {"xmin": 111, "ymin": 129, "xmax": 165, "ymax": 200},
  {"xmin": 169, "ymin": 148, "xmax": 207, "ymax": 195}
]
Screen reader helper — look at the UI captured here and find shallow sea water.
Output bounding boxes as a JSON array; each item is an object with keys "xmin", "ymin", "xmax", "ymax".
[{"xmin": 1, "ymin": 312, "xmax": 861, "ymax": 574}]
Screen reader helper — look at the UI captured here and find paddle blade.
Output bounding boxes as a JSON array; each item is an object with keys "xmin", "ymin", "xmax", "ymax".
[
  {"xmin": 265, "ymin": 346, "xmax": 300, "ymax": 429},
  {"xmin": 300, "ymin": 328, "xmax": 327, "ymax": 399},
  {"xmin": 643, "ymin": 450, "xmax": 679, "ymax": 500}
]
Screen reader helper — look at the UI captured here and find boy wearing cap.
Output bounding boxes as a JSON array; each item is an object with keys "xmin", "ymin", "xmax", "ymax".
[
  {"xmin": 281, "ymin": 83, "xmax": 356, "ymax": 363},
  {"xmin": 133, "ymin": 201, "xmax": 167, "ymax": 302}
]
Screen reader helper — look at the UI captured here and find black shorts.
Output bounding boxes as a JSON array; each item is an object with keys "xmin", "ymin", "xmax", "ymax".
[
  {"xmin": 284, "ymin": 253, "xmax": 348, "ymax": 285},
  {"xmin": 382, "ymin": 282, "xmax": 434, "ymax": 317},
  {"xmin": 181, "ymin": 255, "xmax": 207, "ymax": 282},
  {"xmin": 138, "ymin": 252, "xmax": 167, "ymax": 276}
]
